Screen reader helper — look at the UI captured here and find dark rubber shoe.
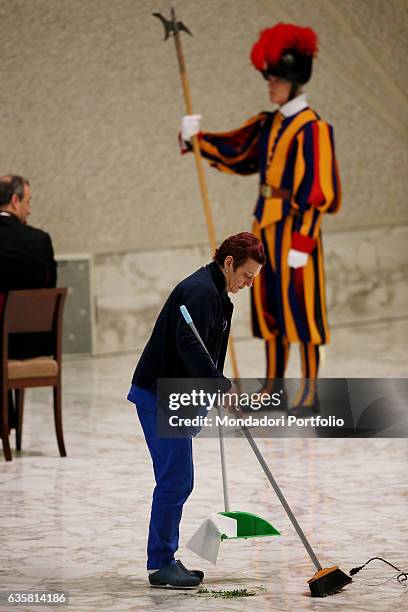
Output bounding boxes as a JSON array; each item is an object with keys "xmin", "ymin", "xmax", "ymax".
[
  {"xmin": 176, "ymin": 559, "xmax": 204, "ymax": 582},
  {"xmin": 149, "ymin": 563, "xmax": 201, "ymax": 588}
]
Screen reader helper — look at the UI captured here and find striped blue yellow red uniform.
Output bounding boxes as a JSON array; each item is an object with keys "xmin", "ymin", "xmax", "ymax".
[{"xmin": 196, "ymin": 107, "xmax": 341, "ymax": 403}]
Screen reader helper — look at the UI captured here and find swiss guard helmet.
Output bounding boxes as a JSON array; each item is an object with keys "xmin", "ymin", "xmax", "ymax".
[{"xmin": 250, "ymin": 23, "xmax": 318, "ymax": 85}]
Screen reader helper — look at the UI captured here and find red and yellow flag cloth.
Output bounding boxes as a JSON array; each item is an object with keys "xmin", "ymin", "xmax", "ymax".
[{"xmin": 194, "ymin": 108, "xmax": 341, "ymax": 345}]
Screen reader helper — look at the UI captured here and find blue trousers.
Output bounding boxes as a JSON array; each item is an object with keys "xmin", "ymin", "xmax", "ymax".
[{"xmin": 127, "ymin": 385, "xmax": 194, "ymax": 570}]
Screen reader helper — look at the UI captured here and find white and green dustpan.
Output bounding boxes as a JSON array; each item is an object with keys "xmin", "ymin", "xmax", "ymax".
[{"xmin": 180, "ymin": 305, "xmax": 280, "ymax": 564}]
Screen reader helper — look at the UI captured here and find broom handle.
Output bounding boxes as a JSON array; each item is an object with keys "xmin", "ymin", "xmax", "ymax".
[
  {"xmin": 241, "ymin": 425, "xmax": 322, "ymax": 572},
  {"xmin": 172, "ymin": 24, "xmax": 241, "ymax": 385},
  {"xmin": 179, "ymin": 305, "xmax": 323, "ymax": 572}
]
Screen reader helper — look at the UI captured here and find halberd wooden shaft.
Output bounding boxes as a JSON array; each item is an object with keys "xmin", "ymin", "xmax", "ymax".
[{"xmin": 172, "ymin": 22, "xmax": 241, "ymax": 383}]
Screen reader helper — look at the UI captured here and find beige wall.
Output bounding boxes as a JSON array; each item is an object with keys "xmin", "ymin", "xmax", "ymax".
[
  {"xmin": 1, "ymin": 0, "xmax": 407, "ymax": 354},
  {"xmin": 0, "ymin": 0, "xmax": 407, "ymax": 256}
]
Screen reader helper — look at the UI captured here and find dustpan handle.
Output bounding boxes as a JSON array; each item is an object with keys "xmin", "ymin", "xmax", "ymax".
[
  {"xmin": 217, "ymin": 405, "xmax": 230, "ymax": 512},
  {"xmin": 180, "ymin": 305, "xmax": 231, "ymax": 512}
]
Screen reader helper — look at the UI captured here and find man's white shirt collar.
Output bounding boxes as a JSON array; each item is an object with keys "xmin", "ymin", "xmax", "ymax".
[{"xmin": 279, "ymin": 93, "xmax": 308, "ymax": 117}]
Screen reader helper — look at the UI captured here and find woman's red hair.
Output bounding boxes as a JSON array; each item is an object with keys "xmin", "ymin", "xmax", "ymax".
[{"xmin": 214, "ymin": 232, "xmax": 265, "ymax": 270}]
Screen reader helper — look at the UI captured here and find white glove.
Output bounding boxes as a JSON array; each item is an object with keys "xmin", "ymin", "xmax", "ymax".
[
  {"xmin": 181, "ymin": 114, "xmax": 202, "ymax": 142},
  {"xmin": 287, "ymin": 249, "xmax": 308, "ymax": 269}
]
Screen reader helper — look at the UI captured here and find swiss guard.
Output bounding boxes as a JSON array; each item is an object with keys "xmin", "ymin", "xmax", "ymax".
[{"xmin": 181, "ymin": 23, "xmax": 342, "ymax": 411}]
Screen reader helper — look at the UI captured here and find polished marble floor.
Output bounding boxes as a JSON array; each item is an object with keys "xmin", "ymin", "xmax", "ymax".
[{"xmin": 1, "ymin": 320, "xmax": 407, "ymax": 611}]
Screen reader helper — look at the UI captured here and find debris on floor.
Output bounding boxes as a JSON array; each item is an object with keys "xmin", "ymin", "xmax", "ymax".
[{"xmin": 197, "ymin": 587, "xmax": 258, "ymax": 598}]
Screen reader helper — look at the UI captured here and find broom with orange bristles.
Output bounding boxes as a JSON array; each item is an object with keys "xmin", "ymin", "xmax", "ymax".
[{"xmin": 241, "ymin": 422, "xmax": 352, "ymax": 597}]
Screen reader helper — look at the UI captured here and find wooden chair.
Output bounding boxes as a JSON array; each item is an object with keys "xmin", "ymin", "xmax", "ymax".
[{"xmin": 0, "ymin": 288, "xmax": 67, "ymax": 461}]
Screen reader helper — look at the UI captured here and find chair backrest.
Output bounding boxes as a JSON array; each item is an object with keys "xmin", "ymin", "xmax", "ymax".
[{"xmin": 0, "ymin": 288, "xmax": 67, "ymax": 363}]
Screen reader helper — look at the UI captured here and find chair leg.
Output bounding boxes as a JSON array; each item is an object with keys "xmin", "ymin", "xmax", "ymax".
[
  {"xmin": 15, "ymin": 389, "xmax": 25, "ymax": 451},
  {"xmin": 1, "ymin": 389, "xmax": 12, "ymax": 461},
  {"xmin": 53, "ymin": 384, "xmax": 66, "ymax": 457},
  {"xmin": 1, "ymin": 430, "xmax": 12, "ymax": 461}
]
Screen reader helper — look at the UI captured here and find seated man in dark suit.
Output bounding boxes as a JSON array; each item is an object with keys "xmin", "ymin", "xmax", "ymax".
[
  {"xmin": 0, "ymin": 174, "xmax": 57, "ymax": 429},
  {"xmin": 0, "ymin": 174, "xmax": 56, "ymax": 292}
]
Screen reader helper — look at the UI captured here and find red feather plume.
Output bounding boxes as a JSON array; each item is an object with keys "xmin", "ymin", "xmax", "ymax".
[{"xmin": 250, "ymin": 23, "xmax": 318, "ymax": 71}]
